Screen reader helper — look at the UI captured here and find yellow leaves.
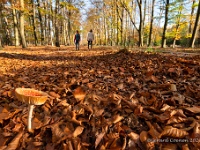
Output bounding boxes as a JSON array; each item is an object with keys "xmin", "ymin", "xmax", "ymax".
[{"xmin": 60, "ymin": 2, "xmax": 78, "ymax": 11}]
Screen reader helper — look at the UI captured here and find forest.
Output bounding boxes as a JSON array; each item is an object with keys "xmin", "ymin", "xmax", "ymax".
[
  {"xmin": 0, "ymin": 0, "xmax": 200, "ymax": 150},
  {"xmin": 0, "ymin": 0, "xmax": 200, "ymax": 48}
]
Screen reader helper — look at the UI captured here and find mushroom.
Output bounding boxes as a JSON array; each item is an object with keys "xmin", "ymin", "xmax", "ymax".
[{"xmin": 15, "ymin": 88, "xmax": 48, "ymax": 133}]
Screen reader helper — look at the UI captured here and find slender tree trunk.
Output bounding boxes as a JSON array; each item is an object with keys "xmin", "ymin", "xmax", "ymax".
[
  {"xmin": 67, "ymin": 12, "xmax": 71, "ymax": 45},
  {"xmin": 190, "ymin": 0, "xmax": 200, "ymax": 48},
  {"xmin": 31, "ymin": 0, "xmax": 38, "ymax": 46},
  {"xmin": 37, "ymin": 0, "xmax": 45, "ymax": 45},
  {"xmin": 188, "ymin": 0, "xmax": 196, "ymax": 46},
  {"xmin": 63, "ymin": 20, "xmax": 67, "ymax": 45},
  {"xmin": 48, "ymin": 0, "xmax": 53, "ymax": 45},
  {"xmin": 161, "ymin": 0, "xmax": 169, "ymax": 48},
  {"xmin": 19, "ymin": 0, "xmax": 27, "ymax": 48},
  {"xmin": 11, "ymin": 0, "xmax": 20, "ymax": 46},
  {"xmin": 44, "ymin": 1, "xmax": 47, "ymax": 45},
  {"xmin": 37, "ymin": 0, "xmax": 44, "ymax": 45},
  {"xmin": 116, "ymin": 1, "xmax": 119, "ymax": 45},
  {"xmin": 103, "ymin": 3, "xmax": 107, "ymax": 45},
  {"xmin": 143, "ymin": 0, "xmax": 147, "ymax": 40},
  {"xmin": 137, "ymin": 0, "xmax": 144, "ymax": 47},
  {"xmin": 189, "ymin": 0, "xmax": 196, "ymax": 34},
  {"xmin": 4, "ymin": 16, "xmax": 11, "ymax": 46},
  {"xmin": 116, "ymin": 1, "xmax": 124, "ymax": 46},
  {"xmin": 0, "ymin": 3, "xmax": 3, "ymax": 48},
  {"xmin": 120, "ymin": 7, "xmax": 124, "ymax": 46},
  {"xmin": 148, "ymin": 0, "xmax": 155, "ymax": 47},
  {"xmin": 55, "ymin": 0, "xmax": 60, "ymax": 47}
]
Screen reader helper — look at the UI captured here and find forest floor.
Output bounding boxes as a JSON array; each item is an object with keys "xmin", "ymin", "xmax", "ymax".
[{"xmin": 0, "ymin": 46, "xmax": 199, "ymax": 150}]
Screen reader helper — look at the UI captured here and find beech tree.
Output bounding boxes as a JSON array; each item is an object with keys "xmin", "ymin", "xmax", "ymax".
[
  {"xmin": 148, "ymin": 0, "xmax": 155, "ymax": 47},
  {"xmin": 161, "ymin": 0, "xmax": 169, "ymax": 48},
  {"xmin": 19, "ymin": 0, "xmax": 27, "ymax": 48},
  {"xmin": 31, "ymin": 0, "xmax": 38, "ymax": 46},
  {"xmin": 190, "ymin": 0, "xmax": 200, "ymax": 48}
]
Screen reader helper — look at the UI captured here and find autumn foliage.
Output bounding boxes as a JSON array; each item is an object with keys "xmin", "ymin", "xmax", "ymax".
[{"xmin": 0, "ymin": 46, "xmax": 199, "ymax": 149}]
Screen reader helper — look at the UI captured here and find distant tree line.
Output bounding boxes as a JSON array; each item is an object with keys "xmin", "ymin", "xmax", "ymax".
[
  {"xmin": 0, "ymin": 0, "xmax": 200, "ymax": 48},
  {"xmin": 0, "ymin": 0, "xmax": 82, "ymax": 48}
]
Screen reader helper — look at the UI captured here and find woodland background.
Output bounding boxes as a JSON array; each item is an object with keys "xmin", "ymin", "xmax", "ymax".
[{"xmin": 0, "ymin": 0, "xmax": 200, "ymax": 49}]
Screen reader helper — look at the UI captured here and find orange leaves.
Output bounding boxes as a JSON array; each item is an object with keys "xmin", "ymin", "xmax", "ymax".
[
  {"xmin": 72, "ymin": 86, "xmax": 86, "ymax": 102},
  {"xmin": 0, "ymin": 47, "xmax": 200, "ymax": 149}
]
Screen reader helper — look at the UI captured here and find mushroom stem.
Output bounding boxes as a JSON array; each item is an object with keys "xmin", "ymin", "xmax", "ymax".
[{"xmin": 27, "ymin": 104, "xmax": 35, "ymax": 132}]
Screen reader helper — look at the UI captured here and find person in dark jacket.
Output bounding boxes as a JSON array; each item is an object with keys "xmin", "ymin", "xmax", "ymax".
[{"xmin": 74, "ymin": 30, "xmax": 81, "ymax": 50}]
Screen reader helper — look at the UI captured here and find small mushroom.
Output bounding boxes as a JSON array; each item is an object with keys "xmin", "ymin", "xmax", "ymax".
[{"xmin": 15, "ymin": 88, "xmax": 48, "ymax": 133}]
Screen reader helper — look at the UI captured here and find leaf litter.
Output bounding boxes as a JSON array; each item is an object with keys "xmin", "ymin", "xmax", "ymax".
[{"xmin": 0, "ymin": 46, "xmax": 199, "ymax": 149}]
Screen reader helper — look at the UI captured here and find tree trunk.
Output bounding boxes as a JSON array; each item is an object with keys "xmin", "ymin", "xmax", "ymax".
[
  {"xmin": 120, "ymin": 7, "xmax": 124, "ymax": 46},
  {"xmin": 19, "ymin": 0, "xmax": 27, "ymax": 48},
  {"xmin": 4, "ymin": 16, "xmax": 10, "ymax": 46},
  {"xmin": 116, "ymin": 0, "xmax": 119, "ymax": 45},
  {"xmin": 189, "ymin": 0, "xmax": 196, "ymax": 34},
  {"xmin": 0, "ymin": 4, "xmax": 3, "ymax": 48},
  {"xmin": 190, "ymin": 0, "xmax": 200, "ymax": 48},
  {"xmin": 31, "ymin": 0, "xmax": 38, "ymax": 46},
  {"xmin": 48, "ymin": 0, "xmax": 53, "ymax": 45},
  {"xmin": 137, "ymin": 0, "xmax": 144, "ymax": 47},
  {"xmin": 63, "ymin": 20, "xmax": 67, "ymax": 46},
  {"xmin": 11, "ymin": 0, "xmax": 20, "ymax": 46},
  {"xmin": 55, "ymin": 0, "xmax": 60, "ymax": 47},
  {"xmin": 44, "ymin": 1, "xmax": 47, "ymax": 45},
  {"xmin": 148, "ymin": 0, "xmax": 155, "ymax": 47},
  {"xmin": 161, "ymin": 0, "xmax": 169, "ymax": 48},
  {"xmin": 37, "ymin": 0, "xmax": 45, "ymax": 45}
]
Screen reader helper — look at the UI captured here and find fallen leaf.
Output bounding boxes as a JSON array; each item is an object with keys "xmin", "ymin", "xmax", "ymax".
[
  {"xmin": 73, "ymin": 126, "xmax": 84, "ymax": 138},
  {"xmin": 95, "ymin": 132, "xmax": 105, "ymax": 149},
  {"xmin": 159, "ymin": 126, "xmax": 188, "ymax": 138}
]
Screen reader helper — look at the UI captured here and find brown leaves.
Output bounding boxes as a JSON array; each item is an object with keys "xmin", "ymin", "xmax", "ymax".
[
  {"xmin": 72, "ymin": 86, "xmax": 86, "ymax": 102},
  {"xmin": 160, "ymin": 126, "xmax": 189, "ymax": 138},
  {"xmin": 4, "ymin": 131, "xmax": 23, "ymax": 150},
  {"xmin": 73, "ymin": 126, "xmax": 84, "ymax": 138},
  {"xmin": 184, "ymin": 106, "xmax": 200, "ymax": 114},
  {"xmin": 95, "ymin": 132, "xmax": 105, "ymax": 149},
  {"xmin": 0, "ymin": 47, "xmax": 200, "ymax": 149}
]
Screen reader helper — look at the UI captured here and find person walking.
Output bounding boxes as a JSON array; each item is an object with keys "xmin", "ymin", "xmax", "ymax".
[
  {"xmin": 87, "ymin": 29, "xmax": 94, "ymax": 49},
  {"xmin": 74, "ymin": 30, "xmax": 81, "ymax": 50}
]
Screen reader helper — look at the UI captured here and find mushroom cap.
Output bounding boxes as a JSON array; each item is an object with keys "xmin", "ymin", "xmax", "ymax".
[{"xmin": 15, "ymin": 88, "xmax": 48, "ymax": 105}]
